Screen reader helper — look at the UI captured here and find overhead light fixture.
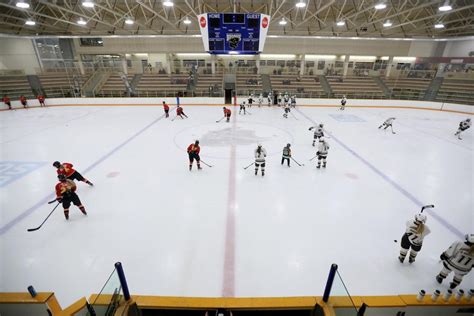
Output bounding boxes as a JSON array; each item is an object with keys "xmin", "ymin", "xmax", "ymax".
[
  {"xmin": 374, "ymin": 3, "xmax": 387, "ymax": 10},
  {"xmin": 279, "ymin": 18, "xmax": 287, "ymax": 25},
  {"xmin": 183, "ymin": 17, "xmax": 191, "ymax": 25},
  {"xmin": 383, "ymin": 21, "xmax": 392, "ymax": 27},
  {"xmin": 295, "ymin": 1, "xmax": 306, "ymax": 8},
  {"xmin": 25, "ymin": 20, "xmax": 35, "ymax": 26},
  {"xmin": 125, "ymin": 18, "xmax": 134, "ymax": 25},
  {"xmin": 77, "ymin": 19, "xmax": 87, "ymax": 25},
  {"xmin": 434, "ymin": 23, "xmax": 445, "ymax": 29},
  {"xmin": 16, "ymin": 1, "xmax": 30, "ymax": 9},
  {"xmin": 82, "ymin": 1, "xmax": 94, "ymax": 8},
  {"xmin": 336, "ymin": 21, "xmax": 345, "ymax": 26},
  {"xmin": 439, "ymin": 4, "xmax": 452, "ymax": 11},
  {"xmin": 163, "ymin": 1, "xmax": 174, "ymax": 7}
]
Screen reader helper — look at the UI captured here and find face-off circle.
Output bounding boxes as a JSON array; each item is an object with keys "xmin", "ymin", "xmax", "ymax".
[
  {"xmin": 200, "ymin": 16, "xmax": 206, "ymax": 28},
  {"xmin": 262, "ymin": 17, "xmax": 269, "ymax": 28}
]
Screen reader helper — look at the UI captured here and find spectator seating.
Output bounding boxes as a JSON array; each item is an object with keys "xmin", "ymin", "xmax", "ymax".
[
  {"xmin": 38, "ymin": 72, "xmax": 89, "ymax": 97},
  {"xmin": 327, "ymin": 76, "xmax": 385, "ymax": 99},
  {"xmin": 0, "ymin": 76, "xmax": 34, "ymax": 99},
  {"xmin": 236, "ymin": 74, "xmax": 262, "ymax": 96},
  {"xmin": 270, "ymin": 75, "xmax": 326, "ymax": 97},
  {"xmin": 195, "ymin": 73, "xmax": 223, "ymax": 96},
  {"xmin": 436, "ymin": 78, "xmax": 474, "ymax": 105},
  {"xmin": 135, "ymin": 73, "xmax": 188, "ymax": 97},
  {"xmin": 382, "ymin": 77, "xmax": 431, "ymax": 100},
  {"xmin": 99, "ymin": 73, "xmax": 130, "ymax": 96}
]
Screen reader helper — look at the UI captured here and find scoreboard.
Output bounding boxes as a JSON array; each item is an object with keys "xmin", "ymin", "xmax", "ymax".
[{"xmin": 198, "ymin": 13, "xmax": 270, "ymax": 54}]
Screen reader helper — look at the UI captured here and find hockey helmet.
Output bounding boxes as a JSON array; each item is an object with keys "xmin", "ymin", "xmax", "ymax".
[
  {"xmin": 195, "ymin": 140, "xmax": 200, "ymax": 145},
  {"xmin": 58, "ymin": 174, "xmax": 67, "ymax": 181},
  {"xmin": 319, "ymin": 123, "xmax": 324, "ymax": 127},
  {"xmin": 287, "ymin": 143, "xmax": 291, "ymax": 147},
  {"xmin": 467, "ymin": 118, "xmax": 471, "ymax": 122},
  {"xmin": 465, "ymin": 234, "xmax": 474, "ymax": 244},
  {"xmin": 53, "ymin": 161, "xmax": 61, "ymax": 168},
  {"xmin": 414, "ymin": 213, "xmax": 427, "ymax": 224}
]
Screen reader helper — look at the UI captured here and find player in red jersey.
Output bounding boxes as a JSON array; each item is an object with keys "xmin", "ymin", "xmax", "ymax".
[
  {"xmin": 37, "ymin": 95, "xmax": 45, "ymax": 107},
  {"xmin": 55, "ymin": 174, "xmax": 87, "ymax": 220},
  {"xmin": 2, "ymin": 95, "xmax": 11, "ymax": 110},
  {"xmin": 20, "ymin": 95, "xmax": 28, "ymax": 108},
  {"xmin": 223, "ymin": 107, "xmax": 231, "ymax": 123},
  {"xmin": 175, "ymin": 105, "xmax": 188, "ymax": 119},
  {"xmin": 53, "ymin": 161, "xmax": 93, "ymax": 186},
  {"xmin": 187, "ymin": 140, "xmax": 201, "ymax": 171},
  {"xmin": 162, "ymin": 101, "xmax": 170, "ymax": 118}
]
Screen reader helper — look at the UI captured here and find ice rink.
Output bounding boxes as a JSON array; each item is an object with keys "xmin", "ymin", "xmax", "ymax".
[{"xmin": 0, "ymin": 102, "xmax": 472, "ymax": 307}]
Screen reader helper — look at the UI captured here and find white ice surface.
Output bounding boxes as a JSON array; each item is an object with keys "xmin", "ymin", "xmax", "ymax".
[{"xmin": 0, "ymin": 104, "xmax": 473, "ymax": 307}]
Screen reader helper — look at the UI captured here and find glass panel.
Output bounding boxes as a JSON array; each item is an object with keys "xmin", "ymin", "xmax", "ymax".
[
  {"xmin": 88, "ymin": 268, "xmax": 124, "ymax": 316},
  {"xmin": 329, "ymin": 270, "xmax": 358, "ymax": 316}
]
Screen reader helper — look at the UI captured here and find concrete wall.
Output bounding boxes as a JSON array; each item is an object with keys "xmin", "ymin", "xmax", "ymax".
[
  {"xmin": 443, "ymin": 39, "xmax": 474, "ymax": 57},
  {"xmin": 0, "ymin": 38, "xmax": 40, "ymax": 74}
]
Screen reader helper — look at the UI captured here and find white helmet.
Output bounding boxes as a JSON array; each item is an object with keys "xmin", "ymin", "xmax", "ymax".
[
  {"xmin": 319, "ymin": 137, "xmax": 325, "ymax": 142},
  {"xmin": 415, "ymin": 213, "xmax": 427, "ymax": 224},
  {"xmin": 465, "ymin": 234, "xmax": 474, "ymax": 244}
]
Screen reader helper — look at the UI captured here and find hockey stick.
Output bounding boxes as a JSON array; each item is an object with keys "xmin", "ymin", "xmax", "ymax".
[
  {"xmin": 200, "ymin": 160, "xmax": 213, "ymax": 168},
  {"xmin": 243, "ymin": 162, "xmax": 255, "ymax": 170},
  {"xmin": 48, "ymin": 199, "xmax": 57, "ymax": 204},
  {"xmin": 216, "ymin": 116, "xmax": 225, "ymax": 123},
  {"xmin": 420, "ymin": 204, "xmax": 434, "ymax": 213},
  {"xmin": 390, "ymin": 125, "xmax": 396, "ymax": 134},
  {"xmin": 291, "ymin": 157, "xmax": 304, "ymax": 166},
  {"xmin": 27, "ymin": 202, "xmax": 60, "ymax": 232},
  {"xmin": 309, "ymin": 155, "xmax": 317, "ymax": 161}
]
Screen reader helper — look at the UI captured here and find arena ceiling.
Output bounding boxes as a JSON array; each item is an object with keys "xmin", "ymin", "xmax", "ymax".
[{"xmin": 0, "ymin": 0, "xmax": 473, "ymax": 38}]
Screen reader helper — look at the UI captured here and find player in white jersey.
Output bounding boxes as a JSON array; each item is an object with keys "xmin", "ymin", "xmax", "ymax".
[
  {"xmin": 281, "ymin": 144, "xmax": 291, "ymax": 167},
  {"xmin": 277, "ymin": 93, "xmax": 283, "ymax": 106},
  {"xmin": 398, "ymin": 213, "xmax": 431, "ymax": 264},
  {"xmin": 340, "ymin": 95, "xmax": 347, "ymax": 110},
  {"xmin": 239, "ymin": 101, "xmax": 247, "ymax": 115},
  {"xmin": 267, "ymin": 92, "xmax": 273, "ymax": 106},
  {"xmin": 454, "ymin": 118, "xmax": 471, "ymax": 140},
  {"xmin": 254, "ymin": 144, "xmax": 267, "ymax": 176},
  {"xmin": 258, "ymin": 94, "xmax": 263, "ymax": 107},
  {"xmin": 284, "ymin": 93, "xmax": 289, "ymax": 106},
  {"xmin": 436, "ymin": 234, "xmax": 474, "ymax": 289},
  {"xmin": 309, "ymin": 123, "xmax": 325, "ymax": 146},
  {"xmin": 290, "ymin": 95, "xmax": 296, "ymax": 108},
  {"xmin": 378, "ymin": 117, "xmax": 396, "ymax": 133},
  {"xmin": 316, "ymin": 138, "xmax": 330, "ymax": 168}
]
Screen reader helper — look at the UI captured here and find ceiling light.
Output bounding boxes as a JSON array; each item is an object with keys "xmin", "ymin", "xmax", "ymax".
[
  {"xmin": 374, "ymin": 3, "xmax": 387, "ymax": 10},
  {"xmin": 279, "ymin": 18, "xmax": 287, "ymax": 25},
  {"xmin": 434, "ymin": 23, "xmax": 445, "ymax": 29},
  {"xmin": 163, "ymin": 1, "xmax": 174, "ymax": 7},
  {"xmin": 82, "ymin": 1, "xmax": 94, "ymax": 8},
  {"xmin": 439, "ymin": 5, "xmax": 452, "ymax": 11},
  {"xmin": 125, "ymin": 18, "xmax": 134, "ymax": 25},
  {"xmin": 336, "ymin": 21, "xmax": 345, "ymax": 26},
  {"xmin": 183, "ymin": 17, "xmax": 191, "ymax": 25},
  {"xmin": 77, "ymin": 19, "xmax": 87, "ymax": 25},
  {"xmin": 25, "ymin": 20, "xmax": 35, "ymax": 26},
  {"xmin": 295, "ymin": 1, "xmax": 306, "ymax": 8},
  {"xmin": 383, "ymin": 21, "xmax": 392, "ymax": 27},
  {"xmin": 16, "ymin": 1, "xmax": 30, "ymax": 9}
]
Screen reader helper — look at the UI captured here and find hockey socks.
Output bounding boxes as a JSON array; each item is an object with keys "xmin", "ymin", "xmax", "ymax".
[
  {"xmin": 64, "ymin": 209, "xmax": 69, "ymax": 220},
  {"xmin": 79, "ymin": 206, "xmax": 87, "ymax": 215}
]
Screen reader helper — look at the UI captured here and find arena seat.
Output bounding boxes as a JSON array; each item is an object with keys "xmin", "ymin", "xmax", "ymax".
[
  {"xmin": 0, "ymin": 76, "xmax": 34, "ymax": 99},
  {"xmin": 327, "ymin": 76, "xmax": 385, "ymax": 99},
  {"xmin": 435, "ymin": 78, "xmax": 474, "ymax": 105}
]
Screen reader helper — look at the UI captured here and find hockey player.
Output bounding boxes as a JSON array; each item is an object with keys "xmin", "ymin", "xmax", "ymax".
[
  {"xmin": 281, "ymin": 144, "xmax": 291, "ymax": 167},
  {"xmin": 176, "ymin": 105, "xmax": 188, "ymax": 119},
  {"xmin": 2, "ymin": 95, "xmax": 11, "ymax": 110},
  {"xmin": 316, "ymin": 138, "xmax": 330, "ymax": 168},
  {"xmin": 254, "ymin": 144, "xmax": 267, "ymax": 176},
  {"xmin": 284, "ymin": 93, "xmax": 290, "ymax": 106},
  {"xmin": 20, "ymin": 95, "xmax": 28, "ymax": 108},
  {"xmin": 55, "ymin": 174, "xmax": 87, "ymax": 220},
  {"xmin": 436, "ymin": 234, "xmax": 474, "ymax": 289},
  {"xmin": 248, "ymin": 94, "xmax": 254, "ymax": 107},
  {"xmin": 454, "ymin": 118, "xmax": 471, "ymax": 140},
  {"xmin": 290, "ymin": 95, "xmax": 296, "ymax": 108},
  {"xmin": 277, "ymin": 93, "xmax": 283, "ymax": 107},
  {"xmin": 283, "ymin": 103, "xmax": 290, "ymax": 118},
  {"xmin": 162, "ymin": 101, "xmax": 169, "ymax": 118},
  {"xmin": 378, "ymin": 117, "xmax": 396, "ymax": 133},
  {"xmin": 309, "ymin": 123, "xmax": 325, "ymax": 146},
  {"xmin": 187, "ymin": 140, "xmax": 201, "ymax": 171},
  {"xmin": 223, "ymin": 107, "xmax": 232, "ymax": 123},
  {"xmin": 267, "ymin": 92, "xmax": 273, "ymax": 106},
  {"xmin": 258, "ymin": 94, "xmax": 263, "ymax": 107},
  {"xmin": 37, "ymin": 95, "xmax": 46, "ymax": 107},
  {"xmin": 340, "ymin": 95, "xmax": 347, "ymax": 110},
  {"xmin": 398, "ymin": 213, "xmax": 430, "ymax": 264},
  {"xmin": 53, "ymin": 161, "xmax": 93, "ymax": 186},
  {"xmin": 239, "ymin": 101, "xmax": 247, "ymax": 115}
]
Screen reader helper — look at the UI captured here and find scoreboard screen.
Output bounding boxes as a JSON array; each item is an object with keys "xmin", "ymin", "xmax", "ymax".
[{"xmin": 198, "ymin": 13, "xmax": 270, "ymax": 54}]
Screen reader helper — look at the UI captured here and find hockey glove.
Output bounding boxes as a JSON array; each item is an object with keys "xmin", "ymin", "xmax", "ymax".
[
  {"xmin": 56, "ymin": 197, "xmax": 63, "ymax": 203},
  {"xmin": 440, "ymin": 252, "xmax": 448, "ymax": 261}
]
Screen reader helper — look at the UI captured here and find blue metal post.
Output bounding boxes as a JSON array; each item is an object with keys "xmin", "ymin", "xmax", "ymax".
[
  {"xmin": 322, "ymin": 263, "xmax": 338, "ymax": 302},
  {"xmin": 115, "ymin": 262, "xmax": 131, "ymax": 301},
  {"xmin": 176, "ymin": 96, "xmax": 180, "ymax": 106}
]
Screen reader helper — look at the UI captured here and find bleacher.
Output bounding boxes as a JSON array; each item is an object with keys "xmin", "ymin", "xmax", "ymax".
[
  {"xmin": 236, "ymin": 74, "xmax": 262, "ymax": 95},
  {"xmin": 270, "ymin": 75, "xmax": 326, "ymax": 97},
  {"xmin": 38, "ymin": 72, "xmax": 89, "ymax": 97},
  {"xmin": 327, "ymin": 76, "xmax": 385, "ymax": 99},
  {"xmin": 135, "ymin": 73, "xmax": 188, "ymax": 97},
  {"xmin": 195, "ymin": 73, "xmax": 223, "ymax": 96},
  {"xmin": 435, "ymin": 78, "xmax": 474, "ymax": 105},
  {"xmin": 98, "ymin": 73, "xmax": 129, "ymax": 96},
  {"xmin": 383, "ymin": 77, "xmax": 432, "ymax": 100},
  {"xmin": 0, "ymin": 76, "xmax": 33, "ymax": 99}
]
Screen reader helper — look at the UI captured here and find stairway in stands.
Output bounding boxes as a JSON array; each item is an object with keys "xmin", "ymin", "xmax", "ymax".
[{"xmin": 424, "ymin": 77, "xmax": 443, "ymax": 101}]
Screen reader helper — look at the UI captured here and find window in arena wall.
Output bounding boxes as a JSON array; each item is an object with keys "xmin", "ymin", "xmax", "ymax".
[
  {"xmin": 79, "ymin": 38, "xmax": 104, "ymax": 47},
  {"xmin": 317, "ymin": 61, "xmax": 325, "ymax": 70},
  {"xmin": 260, "ymin": 60, "xmax": 266, "ymax": 66},
  {"xmin": 267, "ymin": 60, "xmax": 276, "ymax": 66},
  {"xmin": 305, "ymin": 61, "xmax": 315, "ymax": 68}
]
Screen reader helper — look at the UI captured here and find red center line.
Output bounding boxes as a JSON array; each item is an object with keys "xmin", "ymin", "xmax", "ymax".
[{"xmin": 222, "ymin": 105, "xmax": 237, "ymax": 297}]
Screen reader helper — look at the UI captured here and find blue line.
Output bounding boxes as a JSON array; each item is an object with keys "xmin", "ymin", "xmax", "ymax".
[
  {"xmin": 0, "ymin": 111, "xmax": 168, "ymax": 236},
  {"xmin": 296, "ymin": 108, "xmax": 464, "ymax": 238}
]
